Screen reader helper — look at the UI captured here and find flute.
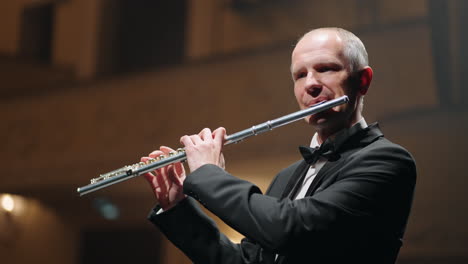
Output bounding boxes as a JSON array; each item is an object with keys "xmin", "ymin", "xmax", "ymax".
[{"xmin": 77, "ymin": 95, "xmax": 349, "ymax": 196}]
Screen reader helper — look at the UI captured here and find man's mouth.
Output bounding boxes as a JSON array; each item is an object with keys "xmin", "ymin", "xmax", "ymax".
[{"xmin": 306, "ymin": 97, "xmax": 329, "ymax": 107}]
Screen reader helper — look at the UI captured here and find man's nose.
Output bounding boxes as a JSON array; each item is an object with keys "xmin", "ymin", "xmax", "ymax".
[{"xmin": 305, "ymin": 73, "xmax": 322, "ymax": 97}]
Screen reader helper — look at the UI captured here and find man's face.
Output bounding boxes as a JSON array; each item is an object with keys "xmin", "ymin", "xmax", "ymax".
[{"xmin": 291, "ymin": 30, "xmax": 360, "ymax": 132}]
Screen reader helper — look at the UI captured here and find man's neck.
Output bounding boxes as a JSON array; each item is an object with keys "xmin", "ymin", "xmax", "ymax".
[{"xmin": 316, "ymin": 115, "xmax": 365, "ymax": 144}]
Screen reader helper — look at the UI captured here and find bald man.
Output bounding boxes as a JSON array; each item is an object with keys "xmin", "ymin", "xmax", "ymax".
[{"xmin": 142, "ymin": 27, "xmax": 416, "ymax": 264}]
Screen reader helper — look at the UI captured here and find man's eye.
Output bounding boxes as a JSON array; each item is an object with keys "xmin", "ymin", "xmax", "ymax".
[
  {"xmin": 317, "ymin": 66, "xmax": 340, "ymax": 73},
  {"xmin": 318, "ymin": 67, "xmax": 332, "ymax": 73},
  {"xmin": 295, "ymin": 72, "xmax": 307, "ymax": 79}
]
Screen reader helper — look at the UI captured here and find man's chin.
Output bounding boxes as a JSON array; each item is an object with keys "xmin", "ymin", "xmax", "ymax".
[{"xmin": 307, "ymin": 116, "xmax": 328, "ymax": 128}]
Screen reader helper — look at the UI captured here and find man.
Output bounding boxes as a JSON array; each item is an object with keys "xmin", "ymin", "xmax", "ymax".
[{"xmin": 141, "ymin": 27, "xmax": 416, "ymax": 264}]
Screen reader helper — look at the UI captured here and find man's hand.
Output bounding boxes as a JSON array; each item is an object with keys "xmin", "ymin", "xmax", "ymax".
[
  {"xmin": 180, "ymin": 127, "xmax": 226, "ymax": 172},
  {"xmin": 141, "ymin": 146, "xmax": 186, "ymax": 211}
]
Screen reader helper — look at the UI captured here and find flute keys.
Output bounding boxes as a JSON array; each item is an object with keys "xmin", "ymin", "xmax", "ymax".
[
  {"xmin": 87, "ymin": 147, "xmax": 191, "ymax": 186},
  {"xmin": 177, "ymin": 148, "xmax": 185, "ymax": 154},
  {"xmin": 146, "ymin": 158, "xmax": 156, "ymax": 164},
  {"xmin": 91, "ymin": 166, "xmax": 130, "ymax": 184}
]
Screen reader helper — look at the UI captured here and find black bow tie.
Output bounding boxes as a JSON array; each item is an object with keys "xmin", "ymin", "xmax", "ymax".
[{"xmin": 299, "ymin": 142, "xmax": 338, "ymax": 165}]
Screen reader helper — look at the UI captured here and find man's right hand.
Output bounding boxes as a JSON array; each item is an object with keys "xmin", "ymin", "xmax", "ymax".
[{"xmin": 141, "ymin": 146, "xmax": 187, "ymax": 211}]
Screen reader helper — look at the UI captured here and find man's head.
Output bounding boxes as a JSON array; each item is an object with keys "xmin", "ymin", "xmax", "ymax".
[{"xmin": 291, "ymin": 27, "xmax": 373, "ymax": 139}]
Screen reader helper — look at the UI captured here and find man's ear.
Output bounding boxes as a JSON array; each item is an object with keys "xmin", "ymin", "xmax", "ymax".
[{"xmin": 358, "ymin": 66, "xmax": 373, "ymax": 95}]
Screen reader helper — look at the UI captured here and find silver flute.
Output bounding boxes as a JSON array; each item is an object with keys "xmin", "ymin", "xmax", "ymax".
[{"xmin": 77, "ymin": 95, "xmax": 349, "ymax": 196}]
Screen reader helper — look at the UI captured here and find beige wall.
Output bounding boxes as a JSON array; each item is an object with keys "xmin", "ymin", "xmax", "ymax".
[
  {"xmin": 186, "ymin": 0, "xmax": 428, "ymax": 59},
  {"xmin": 0, "ymin": 2, "xmax": 23, "ymax": 54}
]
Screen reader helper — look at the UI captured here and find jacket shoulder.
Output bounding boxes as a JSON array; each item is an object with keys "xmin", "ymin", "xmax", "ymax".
[{"xmin": 346, "ymin": 136, "xmax": 417, "ymax": 184}]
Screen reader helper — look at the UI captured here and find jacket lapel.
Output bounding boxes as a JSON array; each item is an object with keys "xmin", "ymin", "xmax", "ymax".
[
  {"xmin": 305, "ymin": 123, "xmax": 384, "ymax": 196},
  {"xmin": 304, "ymin": 155, "xmax": 346, "ymax": 196},
  {"xmin": 279, "ymin": 160, "xmax": 309, "ymax": 200}
]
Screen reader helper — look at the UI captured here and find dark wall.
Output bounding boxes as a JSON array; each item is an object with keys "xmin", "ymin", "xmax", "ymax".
[{"xmin": 97, "ymin": 0, "xmax": 187, "ymax": 76}]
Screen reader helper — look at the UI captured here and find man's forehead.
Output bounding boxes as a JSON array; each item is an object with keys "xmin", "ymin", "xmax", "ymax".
[
  {"xmin": 293, "ymin": 30, "xmax": 343, "ymax": 55},
  {"xmin": 303, "ymin": 29, "xmax": 338, "ymax": 42},
  {"xmin": 290, "ymin": 31, "xmax": 347, "ymax": 73}
]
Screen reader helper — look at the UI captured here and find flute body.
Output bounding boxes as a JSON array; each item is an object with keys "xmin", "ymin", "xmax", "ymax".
[{"xmin": 77, "ymin": 95, "xmax": 349, "ymax": 196}]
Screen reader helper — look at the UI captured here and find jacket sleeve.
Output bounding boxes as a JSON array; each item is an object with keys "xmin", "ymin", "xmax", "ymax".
[
  {"xmin": 183, "ymin": 142, "xmax": 416, "ymax": 255},
  {"xmin": 148, "ymin": 197, "xmax": 265, "ymax": 264}
]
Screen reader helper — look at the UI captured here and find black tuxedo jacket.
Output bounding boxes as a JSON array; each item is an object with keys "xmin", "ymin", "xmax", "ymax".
[{"xmin": 148, "ymin": 124, "xmax": 416, "ymax": 264}]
